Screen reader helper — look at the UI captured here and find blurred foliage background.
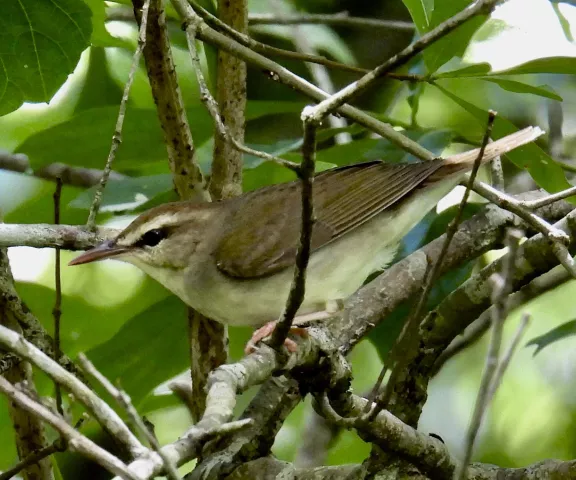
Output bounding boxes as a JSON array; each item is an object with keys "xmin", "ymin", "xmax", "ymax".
[{"xmin": 2, "ymin": 0, "xmax": 576, "ymax": 477}]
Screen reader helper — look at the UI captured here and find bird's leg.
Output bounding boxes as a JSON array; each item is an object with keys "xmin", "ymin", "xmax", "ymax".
[
  {"xmin": 244, "ymin": 300, "xmax": 344, "ymax": 354},
  {"xmin": 244, "ymin": 321, "xmax": 307, "ymax": 354}
]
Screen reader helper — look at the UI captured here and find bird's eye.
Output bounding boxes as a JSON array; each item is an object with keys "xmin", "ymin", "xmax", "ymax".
[{"xmin": 138, "ymin": 228, "xmax": 167, "ymax": 247}]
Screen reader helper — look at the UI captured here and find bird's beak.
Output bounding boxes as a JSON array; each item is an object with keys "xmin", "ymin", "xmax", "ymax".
[{"xmin": 68, "ymin": 240, "xmax": 130, "ymax": 266}]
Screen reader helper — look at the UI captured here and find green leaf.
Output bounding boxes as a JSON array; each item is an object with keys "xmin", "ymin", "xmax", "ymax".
[
  {"xmin": 242, "ymin": 125, "xmax": 365, "ymax": 169},
  {"xmin": 434, "ymin": 83, "xmax": 573, "ymax": 196},
  {"xmin": 17, "ymin": 101, "xmax": 308, "ymax": 172},
  {"xmin": 426, "ymin": 1, "xmax": 487, "ymax": 73},
  {"xmin": 87, "ymin": 297, "xmax": 189, "ymax": 405},
  {"xmin": 16, "ymin": 280, "xmax": 168, "ymax": 356},
  {"xmin": 480, "ymin": 78, "xmax": 563, "ymax": 101},
  {"xmin": 403, "ymin": 0, "xmax": 487, "ymax": 73},
  {"xmin": 434, "ymin": 63, "xmax": 492, "ymax": 78},
  {"xmin": 0, "ymin": 0, "xmax": 92, "ymax": 115},
  {"xmin": 16, "ymin": 106, "xmax": 212, "ymax": 171},
  {"xmin": 494, "ymin": 56, "xmax": 576, "ymax": 76},
  {"xmin": 402, "ymin": 0, "xmax": 433, "ymax": 32},
  {"xmin": 527, "ymin": 320, "xmax": 576, "ymax": 355},
  {"xmin": 69, "ymin": 174, "xmax": 174, "ymax": 212},
  {"xmin": 75, "ymin": 47, "xmax": 124, "ymax": 112},
  {"xmin": 82, "ymin": 0, "xmax": 126, "ymax": 47},
  {"xmin": 243, "ymin": 139, "xmax": 303, "ymax": 169}
]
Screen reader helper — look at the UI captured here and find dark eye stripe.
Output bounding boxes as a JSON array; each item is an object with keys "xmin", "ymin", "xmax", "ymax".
[{"xmin": 136, "ymin": 228, "xmax": 168, "ymax": 247}]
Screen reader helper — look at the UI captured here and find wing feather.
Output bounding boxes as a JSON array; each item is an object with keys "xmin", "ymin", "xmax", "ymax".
[{"xmin": 215, "ymin": 160, "xmax": 444, "ymax": 278}]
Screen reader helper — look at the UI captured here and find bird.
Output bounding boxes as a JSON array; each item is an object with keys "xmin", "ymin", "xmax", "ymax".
[{"xmin": 70, "ymin": 127, "xmax": 542, "ymax": 352}]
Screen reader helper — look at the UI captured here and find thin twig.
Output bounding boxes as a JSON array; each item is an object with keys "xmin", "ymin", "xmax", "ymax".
[
  {"xmin": 86, "ymin": 0, "xmax": 152, "ymax": 228},
  {"xmin": 455, "ymin": 228, "xmax": 523, "ymax": 480},
  {"xmin": 180, "ymin": 13, "xmax": 299, "ymax": 172},
  {"xmin": 432, "ymin": 269, "xmax": 567, "ymax": 375},
  {"xmin": 248, "ymin": 12, "xmax": 415, "ymax": 30},
  {"xmin": 366, "ymin": 111, "xmax": 497, "ymax": 421},
  {"xmin": 190, "ymin": 1, "xmax": 369, "ymax": 76},
  {"xmin": 0, "ymin": 417, "xmax": 86, "ymax": 480},
  {"xmin": 486, "ymin": 312, "xmax": 530, "ymax": 403},
  {"xmin": 78, "ymin": 354, "xmax": 182, "ymax": 480},
  {"xmin": 270, "ymin": 112, "xmax": 317, "ymax": 350},
  {"xmin": 277, "ymin": 0, "xmax": 351, "ymax": 146},
  {"xmin": 306, "ymin": 0, "xmax": 500, "ymax": 122},
  {"xmin": 471, "ymin": 181, "xmax": 576, "ymax": 277},
  {"xmin": 53, "ymin": 177, "xmax": 64, "ymax": 416},
  {"xmin": 0, "ymin": 325, "xmax": 147, "ymax": 458},
  {"xmin": 0, "ymin": 442, "xmax": 64, "ymax": 480},
  {"xmin": 170, "ymin": 0, "xmax": 435, "ymax": 160},
  {"xmin": 522, "ymin": 186, "xmax": 576, "ymax": 209},
  {"xmin": 0, "ymin": 378, "xmax": 141, "ymax": 480},
  {"xmin": 0, "ymin": 152, "xmax": 127, "ymax": 187}
]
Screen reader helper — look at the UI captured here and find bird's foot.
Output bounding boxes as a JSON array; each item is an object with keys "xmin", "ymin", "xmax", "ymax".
[{"xmin": 244, "ymin": 321, "xmax": 308, "ymax": 355}]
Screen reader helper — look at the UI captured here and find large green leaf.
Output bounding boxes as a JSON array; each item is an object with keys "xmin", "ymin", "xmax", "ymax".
[
  {"xmin": 82, "ymin": 0, "xmax": 126, "ymax": 47},
  {"xmin": 69, "ymin": 174, "xmax": 174, "ymax": 212},
  {"xmin": 87, "ymin": 296, "xmax": 189, "ymax": 405},
  {"xmin": 75, "ymin": 47, "xmax": 124, "ymax": 112},
  {"xmin": 402, "ymin": 0, "xmax": 434, "ymax": 33},
  {"xmin": 527, "ymin": 320, "xmax": 576, "ymax": 355},
  {"xmin": 16, "ymin": 106, "xmax": 211, "ymax": 171},
  {"xmin": 16, "ymin": 101, "xmax": 310, "ymax": 172},
  {"xmin": 402, "ymin": 0, "xmax": 487, "ymax": 73},
  {"xmin": 495, "ymin": 56, "xmax": 576, "ymax": 76},
  {"xmin": 481, "ymin": 78, "xmax": 562, "ymax": 101},
  {"xmin": 434, "ymin": 83, "xmax": 573, "ymax": 196},
  {"xmin": 0, "ymin": 0, "xmax": 92, "ymax": 115},
  {"xmin": 438, "ymin": 57, "xmax": 576, "ymax": 78}
]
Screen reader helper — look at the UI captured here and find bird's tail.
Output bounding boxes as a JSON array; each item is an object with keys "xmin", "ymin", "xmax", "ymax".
[{"xmin": 432, "ymin": 126, "xmax": 544, "ymax": 179}]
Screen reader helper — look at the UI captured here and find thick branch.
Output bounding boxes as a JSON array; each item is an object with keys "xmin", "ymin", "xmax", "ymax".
[
  {"xmin": 132, "ymin": 0, "xmax": 208, "ymax": 202},
  {"xmin": 1, "ymin": 248, "xmax": 53, "ymax": 480}
]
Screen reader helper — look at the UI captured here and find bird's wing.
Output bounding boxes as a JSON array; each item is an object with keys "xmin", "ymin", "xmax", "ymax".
[{"xmin": 214, "ymin": 160, "xmax": 444, "ymax": 279}]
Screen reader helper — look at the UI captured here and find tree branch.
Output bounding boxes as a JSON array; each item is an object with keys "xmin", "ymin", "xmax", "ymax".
[
  {"xmin": 0, "ymin": 152, "xmax": 126, "ymax": 188},
  {"xmin": 1, "ymin": 248, "xmax": 53, "ymax": 480},
  {"xmin": 87, "ymin": 0, "xmax": 152, "ymax": 228},
  {"xmin": 0, "ymin": 377, "xmax": 140, "ymax": 480},
  {"xmin": 170, "ymin": 0, "xmax": 434, "ymax": 160},
  {"xmin": 247, "ymin": 12, "xmax": 415, "ymax": 31},
  {"xmin": 0, "ymin": 325, "xmax": 147, "ymax": 459},
  {"xmin": 132, "ymin": 0, "xmax": 209, "ymax": 202}
]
